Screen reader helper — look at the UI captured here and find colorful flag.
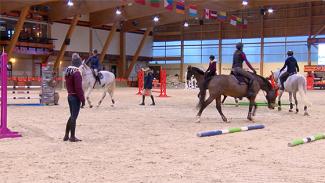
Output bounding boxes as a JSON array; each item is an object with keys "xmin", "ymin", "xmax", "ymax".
[
  {"xmin": 238, "ymin": 19, "xmax": 248, "ymax": 29},
  {"xmin": 217, "ymin": 11, "xmax": 227, "ymax": 22},
  {"xmin": 204, "ymin": 9, "xmax": 217, "ymax": 19},
  {"xmin": 188, "ymin": 4, "xmax": 198, "ymax": 17},
  {"xmin": 230, "ymin": 15, "xmax": 240, "ymax": 26},
  {"xmin": 164, "ymin": 0, "xmax": 173, "ymax": 11},
  {"xmin": 135, "ymin": 0, "xmax": 145, "ymax": 5},
  {"xmin": 176, "ymin": 0, "xmax": 185, "ymax": 14},
  {"xmin": 150, "ymin": 0, "xmax": 160, "ymax": 7}
]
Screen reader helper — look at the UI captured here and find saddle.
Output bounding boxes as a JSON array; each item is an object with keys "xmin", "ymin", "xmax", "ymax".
[{"xmin": 231, "ymin": 71, "xmax": 249, "ymax": 85}]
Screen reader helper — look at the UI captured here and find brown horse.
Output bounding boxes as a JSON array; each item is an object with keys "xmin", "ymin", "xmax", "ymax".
[
  {"xmin": 187, "ymin": 66, "xmax": 277, "ymax": 122},
  {"xmin": 186, "ymin": 69, "xmax": 239, "ymax": 106}
]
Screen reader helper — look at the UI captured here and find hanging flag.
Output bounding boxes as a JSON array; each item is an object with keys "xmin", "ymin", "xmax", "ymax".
[
  {"xmin": 238, "ymin": 19, "xmax": 248, "ymax": 29},
  {"xmin": 230, "ymin": 15, "xmax": 240, "ymax": 26},
  {"xmin": 164, "ymin": 0, "xmax": 173, "ymax": 11},
  {"xmin": 188, "ymin": 4, "xmax": 198, "ymax": 17},
  {"xmin": 217, "ymin": 11, "xmax": 227, "ymax": 22},
  {"xmin": 176, "ymin": 0, "xmax": 185, "ymax": 14},
  {"xmin": 135, "ymin": 0, "xmax": 145, "ymax": 5},
  {"xmin": 204, "ymin": 9, "xmax": 217, "ymax": 19},
  {"xmin": 150, "ymin": 0, "xmax": 160, "ymax": 7}
]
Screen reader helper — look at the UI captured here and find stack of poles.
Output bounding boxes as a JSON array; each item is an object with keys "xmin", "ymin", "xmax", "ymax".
[
  {"xmin": 137, "ymin": 69, "xmax": 168, "ymax": 97},
  {"xmin": 0, "ymin": 50, "xmax": 22, "ymax": 139}
]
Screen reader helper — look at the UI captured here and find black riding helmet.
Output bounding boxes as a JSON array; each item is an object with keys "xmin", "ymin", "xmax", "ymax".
[
  {"xmin": 287, "ymin": 50, "xmax": 294, "ymax": 56},
  {"xmin": 209, "ymin": 55, "xmax": 215, "ymax": 60},
  {"xmin": 236, "ymin": 42, "xmax": 244, "ymax": 50}
]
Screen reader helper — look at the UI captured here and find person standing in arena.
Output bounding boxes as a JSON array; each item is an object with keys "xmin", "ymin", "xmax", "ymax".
[
  {"xmin": 63, "ymin": 53, "xmax": 85, "ymax": 142},
  {"xmin": 139, "ymin": 67, "xmax": 155, "ymax": 106}
]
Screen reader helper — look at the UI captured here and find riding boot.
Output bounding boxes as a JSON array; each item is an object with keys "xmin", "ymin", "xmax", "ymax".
[
  {"xmin": 140, "ymin": 95, "xmax": 145, "ymax": 105},
  {"xmin": 97, "ymin": 75, "xmax": 101, "ymax": 85},
  {"xmin": 63, "ymin": 118, "xmax": 71, "ymax": 141},
  {"xmin": 69, "ymin": 120, "xmax": 81, "ymax": 142},
  {"xmin": 150, "ymin": 95, "xmax": 155, "ymax": 106}
]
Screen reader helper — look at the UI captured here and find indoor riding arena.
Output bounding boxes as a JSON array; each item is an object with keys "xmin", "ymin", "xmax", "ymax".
[{"xmin": 1, "ymin": 0, "xmax": 325, "ymax": 183}]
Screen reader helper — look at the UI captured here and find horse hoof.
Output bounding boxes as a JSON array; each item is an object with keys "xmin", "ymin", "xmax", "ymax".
[
  {"xmin": 89, "ymin": 105, "xmax": 93, "ymax": 108},
  {"xmin": 195, "ymin": 116, "xmax": 201, "ymax": 123},
  {"xmin": 304, "ymin": 112, "xmax": 309, "ymax": 116},
  {"xmin": 110, "ymin": 104, "xmax": 114, "ymax": 107},
  {"xmin": 222, "ymin": 118, "xmax": 228, "ymax": 123},
  {"xmin": 278, "ymin": 107, "xmax": 281, "ymax": 111},
  {"xmin": 289, "ymin": 109, "xmax": 293, "ymax": 112},
  {"xmin": 247, "ymin": 117, "xmax": 253, "ymax": 121}
]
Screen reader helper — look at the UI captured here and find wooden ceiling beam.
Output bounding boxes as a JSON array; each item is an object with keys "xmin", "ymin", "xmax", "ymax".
[
  {"xmin": 47, "ymin": 0, "xmax": 123, "ymax": 22},
  {"xmin": 99, "ymin": 23, "xmax": 118, "ymax": 64},
  {"xmin": 0, "ymin": 0, "xmax": 57, "ymax": 13},
  {"xmin": 90, "ymin": 2, "xmax": 168, "ymax": 27}
]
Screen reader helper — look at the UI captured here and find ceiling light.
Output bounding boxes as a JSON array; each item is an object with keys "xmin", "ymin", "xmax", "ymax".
[
  {"xmin": 268, "ymin": 8, "xmax": 274, "ymax": 14},
  {"xmin": 67, "ymin": 0, "xmax": 74, "ymax": 7},
  {"xmin": 153, "ymin": 16, "xmax": 159, "ymax": 22},
  {"xmin": 242, "ymin": 0, "xmax": 248, "ymax": 6},
  {"xmin": 116, "ymin": 8, "xmax": 122, "ymax": 15},
  {"xmin": 184, "ymin": 21, "xmax": 189, "ymax": 27}
]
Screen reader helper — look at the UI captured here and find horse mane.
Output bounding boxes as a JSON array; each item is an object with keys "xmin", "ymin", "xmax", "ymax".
[
  {"xmin": 191, "ymin": 67, "xmax": 205, "ymax": 75},
  {"xmin": 256, "ymin": 74, "xmax": 272, "ymax": 90}
]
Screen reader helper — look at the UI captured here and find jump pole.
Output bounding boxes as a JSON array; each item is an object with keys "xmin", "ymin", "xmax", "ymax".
[
  {"xmin": 197, "ymin": 124, "xmax": 265, "ymax": 137},
  {"xmin": 0, "ymin": 50, "xmax": 22, "ymax": 139},
  {"xmin": 288, "ymin": 133, "xmax": 325, "ymax": 147}
]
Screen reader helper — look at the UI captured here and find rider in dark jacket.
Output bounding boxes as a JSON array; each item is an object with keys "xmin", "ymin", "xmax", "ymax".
[
  {"xmin": 140, "ymin": 67, "xmax": 155, "ymax": 106},
  {"xmin": 279, "ymin": 50, "xmax": 299, "ymax": 90},
  {"xmin": 203, "ymin": 55, "xmax": 217, "ymax": 89},
  {"xmin": 232, "ymin": 42, "xmax": 257, "ymax": 97},
  {"xmin": 86, "ymin": 49, "xmax": 101, "ymax": 85}
]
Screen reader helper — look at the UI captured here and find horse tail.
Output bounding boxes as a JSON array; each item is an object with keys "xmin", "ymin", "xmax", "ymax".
[
  {"xmin": 197, "ymin": 84, "xmax": 207, "ymax": 109},
  {"xmin": 298, "ymin": 77, "xmax": 312, "ymax": 107}
]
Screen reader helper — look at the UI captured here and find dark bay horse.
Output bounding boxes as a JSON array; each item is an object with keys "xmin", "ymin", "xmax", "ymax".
[
  {"xmin": 187, "ymin": 66, "xmax": 277, "ymax": 122},
  {"xmin": 186, "ymin": 68, "xmax": 239, "ymax": 106}
]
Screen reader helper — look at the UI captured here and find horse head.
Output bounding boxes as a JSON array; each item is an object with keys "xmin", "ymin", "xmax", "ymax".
[{"xmin": 257, "ymin": 75, "xmax": 277, "ymax": 109}]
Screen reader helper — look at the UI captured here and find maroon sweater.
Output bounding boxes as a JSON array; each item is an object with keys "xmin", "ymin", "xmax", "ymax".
[{"xmin": 65, "ymin": 66, "xmax": 85, "ymax": 103}]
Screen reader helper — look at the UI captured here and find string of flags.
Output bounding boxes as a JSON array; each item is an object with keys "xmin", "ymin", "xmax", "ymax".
[{"xmin": 134, "ymin": 0, "xmax": 248, "ymax": 29}]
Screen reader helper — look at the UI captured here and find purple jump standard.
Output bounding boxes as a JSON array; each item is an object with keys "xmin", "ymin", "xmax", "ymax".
[{"xmin": 0, "ymin": 50, "xmax": 22, "ymax": 139}]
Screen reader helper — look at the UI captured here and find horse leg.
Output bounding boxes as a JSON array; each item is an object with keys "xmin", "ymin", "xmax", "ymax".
[
  {"xmin": 304, "ymin": 106, "xmax": 309, "ymax": 116},
  {"xmin": 289, "ymin": 92, "xmax": 293, "ymax": 112},
  {"xmin": 252, "ymin": 101, "xmax": 257, "ymax": 116},
  {"xmin": 277, "ymin": 90, "xmax": 284, "ymax": 111},
  {"xmin": 293, "ymin": 92, "xmax": 299, "ymax": 114},
  {"xmin": 215, "ymin": 97, "xmax": 228, "ymax": 122},
  {"xmin": 108, "ymin": 87, "xmax": 115, "ymax": 107},
  {"xmin": 235, "ymin": 98, "xmax": 239, "ymax": 107},
  {"xmin": 97, "ymin": 90, "xmax": 107, "ymax": 108},
  {"xmin": 221, "ymin": 95, "xmax": 227, "ymax": 104},
  {"xmin": 85, "ymin": 87, "xmax": 93, "ymax": 108},
  {"xmin": 247, "ymin": 97, "xmax": 256, "ymax": 121},
  {"xmin": 196, "ymin": 95, "xmax": 215, "ymax": 123}
]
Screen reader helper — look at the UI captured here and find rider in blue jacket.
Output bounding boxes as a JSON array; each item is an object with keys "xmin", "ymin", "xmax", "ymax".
[
  {"xmin": 86, "ymin": 49, "xmax": 101, "ymax": 85},
  {"xmin": 279, "ymin": 50, "xmax": 300, "ymax": 90}
]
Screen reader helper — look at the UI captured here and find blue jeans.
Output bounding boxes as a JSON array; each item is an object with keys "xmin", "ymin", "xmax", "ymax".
[{"xmin": 65, "ymin": 95, "xmax": 81, "ymax": 138}]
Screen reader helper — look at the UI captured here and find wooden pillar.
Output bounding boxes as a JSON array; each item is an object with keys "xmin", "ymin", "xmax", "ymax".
[
  {"xmin": 218, "ymin": 22, "xmax": 222, "ymax": 75},
  {"xmin": 89, "ymin": 28, "xmax": 93, "ymax": 56},
  {"xmin": 54, "ymin": 15, "xmax": 79, "ymax": 70},
  {"xmin": 99, "ymin": 23, "xmax": 117, "ymax": 64},
  {"xmin": 6, "ymin": 6, "xmax": 30, "ymax": 59},
  {"xmin": 124, "ymin": 27, "xmax": 152, "ymax": 79},
  {"xmin": 180, "ymin": 26, "xmax": 184, "ymax": 82},
  {"xmin": 118, "ymin": 30, "xmax": 126, "ymax": 78},
  {"xmin": 260, "ymin": 15, "xmax": 264, "ymax": 76},
  {"xmin": 307, "ymin": 2, "xmax": 312, "ymax": 65}
]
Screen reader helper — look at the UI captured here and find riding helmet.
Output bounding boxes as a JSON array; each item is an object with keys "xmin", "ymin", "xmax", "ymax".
[
  {"xmin": 236, "ymin": 42, "xmax": 244, "ymax": 50},
  {"xmin": 209, "ymin": 55, "xmax": 215, "ymax": 60},
  {"xmin": 287, "ymin": 50, "xmax": 294, "ymax": 56}
]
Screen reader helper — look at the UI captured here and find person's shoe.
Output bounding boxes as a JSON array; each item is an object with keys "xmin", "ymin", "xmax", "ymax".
[
  {"xmin": 150, "ymin": 103, "xmax": 155, "ymax": 106},
  {"xmin": 139, "ymin": 103, "xmax": 145, "ymax": 105},
  {"xmin": 63, "ymin": 135, "xmax": 69, "ymax": 141},
  {"xmin": 69, "ymin": 137, "xmax": 82, "ymax": 142}
]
